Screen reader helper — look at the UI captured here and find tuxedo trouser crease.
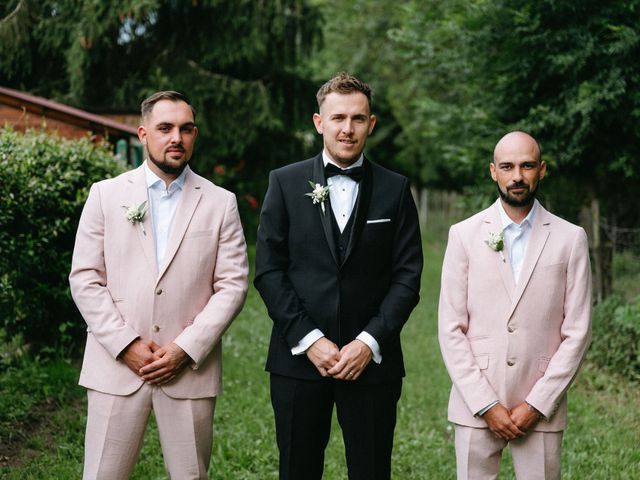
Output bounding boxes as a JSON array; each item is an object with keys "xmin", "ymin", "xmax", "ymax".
[
  {"xmin": 270, "ymin": 374, "xmax": 401, "ymax": 480},
  {"xmin": 454, "ymin": 424, "xmax": 562, "ymax": 480},
  {"xmin": 84, "ymin": 384, "xmax": 215, "ymax": 480}
]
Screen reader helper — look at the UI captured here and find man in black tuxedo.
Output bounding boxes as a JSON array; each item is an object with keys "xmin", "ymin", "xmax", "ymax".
[{"xmin": 255, "ymin": 73, "xmax": 423, "ymax": 480}]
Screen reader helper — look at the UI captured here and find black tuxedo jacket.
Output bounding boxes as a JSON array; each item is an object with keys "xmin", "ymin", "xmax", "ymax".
[{"xmin": 255, "ymin": 154, "xmax": 423, "ymax": 384}]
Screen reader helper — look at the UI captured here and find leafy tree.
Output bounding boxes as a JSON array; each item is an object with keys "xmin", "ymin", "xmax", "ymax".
[
  {"xmin": 310, "ymin": 0, "xmax": 408, "ymax": 175},
  {"xmin": 315, "ymin": 0, "xmax": 640, "ymax": 298},
  {"xmin": 0, "ymin": 0, "xmax": 323, "ymax": 215}
]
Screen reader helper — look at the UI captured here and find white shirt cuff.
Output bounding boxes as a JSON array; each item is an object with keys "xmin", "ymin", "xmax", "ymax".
[
  {"xmin": 356, "ymin": 331, "xmax": 381, "ymax": 364},
  {"xmin": 291, "ymin": 329, "xmax": 324, "ymax": 355},
  {"xmin": 476, "ymin": 400, "xmax": 499, "ymax": 417}
]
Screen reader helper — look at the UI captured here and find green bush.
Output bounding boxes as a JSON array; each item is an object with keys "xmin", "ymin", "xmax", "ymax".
[
  {"xmin": 589, "ymin": 295, "xmax": 640, "ymax": 382},
  {"xmin": 0, "ymin": 128, "xmax": 126, "ymax": 355}
]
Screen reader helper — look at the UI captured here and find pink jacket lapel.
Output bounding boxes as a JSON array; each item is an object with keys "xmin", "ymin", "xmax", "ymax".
[
  {"xmin": 126, "ymin": 166, "xmax": 158, "ymax": 277},
  {"xmin": 506, "ymin": 204, "xmax": 552, "ymax": 320},
  {"xmin": 158, "ymin": 169, "xmax": 203, "ymax": 281},
  {"xmin": 482, "ymin": 204, "xmax": 516, "ymax": 302}
]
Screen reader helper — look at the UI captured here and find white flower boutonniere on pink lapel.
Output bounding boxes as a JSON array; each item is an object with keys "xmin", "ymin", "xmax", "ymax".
[
  {"xmin": 485, "ymin": 231, "xmax": 506, "ymax": 262},
  {"xmin": 305, "ymin": 181, "xmax": 330, "ymax": 215},
  {"xmin": 123, "ymin": 200, "xmax": 148, "ymax": 235}
]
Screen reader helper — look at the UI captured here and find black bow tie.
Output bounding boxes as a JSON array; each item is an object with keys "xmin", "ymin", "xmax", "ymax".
[{"xmin": 324, "ymin": 163, "xmax": 363, "ymax": 182}]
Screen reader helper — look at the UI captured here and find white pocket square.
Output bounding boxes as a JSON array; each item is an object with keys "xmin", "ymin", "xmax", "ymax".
[{"xmin": 366, "ymin": 218, "xmax": 391, "ymax": 224}]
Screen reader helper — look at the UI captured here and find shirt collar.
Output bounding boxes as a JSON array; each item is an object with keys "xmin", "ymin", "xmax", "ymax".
[
  {"xmin": 322, "ymin": 150, "xmax": 364, "ymax": 170},
  {"xmin": 496, "ymin": 198, "xmax": 539, "ymax": 230},
  {"xmin": 144, "ymin": 161, "xmax": 189, "ymax": 192}
]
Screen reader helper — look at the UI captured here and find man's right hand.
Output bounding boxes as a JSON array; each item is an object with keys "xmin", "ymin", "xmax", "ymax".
[
  {"xmin": 306, "ymin": 337, "xmax": 341, "ymax": 377},
  {"xmin": 120, "ymin": 339, "xmax": 161, "ymax": 377},
  {"xmin": 483, "ymin": 403, "xmax": 525, "ymax": 440}
]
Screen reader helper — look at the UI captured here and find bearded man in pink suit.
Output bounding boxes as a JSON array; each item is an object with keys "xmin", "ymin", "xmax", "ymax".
[
  {"xmin": 438, "ymin": 131, "xmax": 592, "ymax": 480},
  {"xmin": 69, "ymin": 91, "xmax": 248, "ymax": 479}
]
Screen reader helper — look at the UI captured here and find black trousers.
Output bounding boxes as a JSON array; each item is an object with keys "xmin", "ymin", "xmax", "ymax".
[{"xmin": 270, "ymin": 374, "xmax": 403, "ymax": 480}]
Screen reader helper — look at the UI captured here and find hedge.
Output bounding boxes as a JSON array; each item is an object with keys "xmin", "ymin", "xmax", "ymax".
[
  {"xmin": 588, "ymin": 295, "xmax": 640, "ymax": 383},
  {"xmin": 0, "ymin": 128, "xmax": 126, "ymax": 355}
]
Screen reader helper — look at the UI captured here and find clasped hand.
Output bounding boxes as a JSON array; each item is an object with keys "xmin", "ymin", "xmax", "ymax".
[
  {"xmin": 121, "ymin": 339, "xmax": 190, "ymax": 386},
  {"xmin": 306, "ymin": 337, "xmax": 372, "ymax": 381},
  {"xmin": 483, "ymin": 402, "xmax": 541, "ymax": 440}
]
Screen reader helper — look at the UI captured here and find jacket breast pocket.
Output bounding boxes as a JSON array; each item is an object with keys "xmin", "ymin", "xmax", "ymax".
[
  {"xmin": 185, "ymin": 229, "xmax": 213, "ymax": 239},
  {"xmin": 361, "ymin": 221, "xmax": 393, "ymax": 251}
]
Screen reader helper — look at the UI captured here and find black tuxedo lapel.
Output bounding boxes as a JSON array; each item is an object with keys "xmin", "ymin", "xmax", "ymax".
[
  {"xmin": 311, "ymin": 154, "xmax": 339, "ymax": 265},
  {"xmin": 342, "ymin": 158, "xmax": 372, "ymax": 265}
]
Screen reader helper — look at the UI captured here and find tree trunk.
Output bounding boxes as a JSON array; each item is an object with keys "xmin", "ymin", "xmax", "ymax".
[
  {"xmin": 583, "ymin": 194, "xmax": 613, "ymax": 303},
  {"xmin": 411, "ymin": 186, "xmax": 428, "ymax": 231}
]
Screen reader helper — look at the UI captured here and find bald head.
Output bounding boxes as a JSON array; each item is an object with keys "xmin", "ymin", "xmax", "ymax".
[
  {"xmin": 493, "ymin": 131, "xmax": 541, "ymax": 164},
  {"xmin": 490, "ymin": 131, "xmax": 546, "ymax": 213}
]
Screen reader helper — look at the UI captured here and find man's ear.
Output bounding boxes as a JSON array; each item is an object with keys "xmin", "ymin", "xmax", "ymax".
[
  {"xmin": 539, "ymin": 160, "xmax": 547, "ymax": 180},
  {"xmin": 489, "ymin": 162, "xmax": 497, "ymax": 182},
  {"xmin": 312, "ymin": 113, "xmax": 323, "ymax": 134},
  {"xmin": 368, "ymin": 114, "xmax": 377, "ymax": 135},
  {"xmin": 137, "ymin": 125, "xmax": 147, "ymax": 145}
]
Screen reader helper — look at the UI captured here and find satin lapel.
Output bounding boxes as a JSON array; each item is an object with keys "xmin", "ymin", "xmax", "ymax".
[
  {"xmin": 506, "ymin": 206, "xmax": 551, "ymax": 320},
  {"xmin": 127, "ymin": 167, "xmax": 158, "ymax": 277},
  {"xmin": 157, "ymin": 169, "xmax": 203, "ymax": 281},
  {"xmin": 483, "ymin": 203, "xmax": 515, "ymax": 302},
  {"xmin": 342, "ymin": 158, "xmax": 371, "ymax": 266},
  {"xmin": 312, "ymin": 154, "xmax": 339, "ymax": 265}
]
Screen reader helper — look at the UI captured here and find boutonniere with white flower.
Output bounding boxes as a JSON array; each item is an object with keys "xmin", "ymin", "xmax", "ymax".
[
  {"xmin": 305, "ymin": 181, "xmax": 330, "ymax": 215},
  {"xmin": 485, "ymin": 231, "xmax": 506, "ymax": 262},
  {"xmin": 122, "ymin": 201, "xmax": 148, "ymax": 235}
]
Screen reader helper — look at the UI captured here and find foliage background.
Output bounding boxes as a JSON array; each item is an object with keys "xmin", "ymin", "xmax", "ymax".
[
  {"xmin": 0, "ymin": 0, "xmax": 639, "ymax": 474},
  {"xmin": 0, "ymin": 129, "xmax": 125, "ymax": 353}
]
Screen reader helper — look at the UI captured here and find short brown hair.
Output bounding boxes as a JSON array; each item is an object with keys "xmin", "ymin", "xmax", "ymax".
[
  {"xmin": 140, "ymin": 91, "xmax": 197, "ymax": 121},
  {"xmin": 316, "ymin": 73, "xmax": 373, "ymax": 108}
]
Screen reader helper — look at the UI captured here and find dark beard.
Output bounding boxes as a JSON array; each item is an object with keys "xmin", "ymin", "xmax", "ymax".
[
  {"xmin": 147, "ymin": 148, "xmax": 187, "ymax": 176},
  {"xmin": 497, "ymin": 182, "xmax": 538, "ymax": 207}
]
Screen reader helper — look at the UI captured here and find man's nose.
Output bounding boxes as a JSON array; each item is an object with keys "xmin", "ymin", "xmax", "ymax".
[
  {"xmin": 170, "ymin": 127, "xmax": 182, "ymax": 144},
  {"xmin": 512, "ymin": 167, "xmax": 524, "ymax": 181},
  {"xmin": 341, "ymin": 119, "xmax": 354, "ymax": 134}
]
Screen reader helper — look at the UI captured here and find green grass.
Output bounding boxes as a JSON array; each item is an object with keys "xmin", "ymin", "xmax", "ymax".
[{"xmin": 2, "ymin": 237, "xmax": 640, "ymax": 479}]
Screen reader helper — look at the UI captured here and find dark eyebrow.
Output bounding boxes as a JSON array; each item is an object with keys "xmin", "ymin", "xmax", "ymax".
[{"xmin": 155, "ymin": 122, "xmax": 196, "ymax": 129}]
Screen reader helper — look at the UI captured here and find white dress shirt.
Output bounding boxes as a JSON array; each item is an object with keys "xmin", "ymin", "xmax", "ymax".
[
  {"xmin": 144, "ymin": 162, "xmax": 188, "ymax": 270},
  {"xmin": 290, "ymin": 151, "xmax": 382, "ymax": 364},
  {"xmin": 497, "ymin": 198, "xmax": 538, "ymax": 285},
  {"xmin": 477, "ymin": 198, "xmax": 539, "ymax": 416}
]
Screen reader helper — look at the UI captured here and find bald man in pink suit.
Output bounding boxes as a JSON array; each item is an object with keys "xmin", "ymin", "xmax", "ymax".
[
  {"xmin": 69, "ymin": 91, "xmax": 248, "ymax": 479},
  {"xmin": 438, "ymin": 131, "xmax": 592, "ymax": 480}
]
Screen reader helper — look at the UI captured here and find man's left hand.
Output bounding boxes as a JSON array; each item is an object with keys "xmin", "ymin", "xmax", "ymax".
[
  {"xmin": 510, "ymin": 402, "xmax": 541, "ymax": 433},
  {"xmin": 327, "ymin": 339, "xmax": 373, "ymax": 381},
  {"xmin": 139, "ymin": 342, "xmax": 191, "ymax": 385}
]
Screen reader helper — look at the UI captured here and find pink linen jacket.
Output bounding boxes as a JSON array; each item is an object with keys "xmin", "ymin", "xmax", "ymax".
[
  {"xmin": 438, "ymin": 200, "xmax": 592, "ymax": 432},
  {"xmin": 69, "ymin": 165, "xmax": 248, "ymax": 399}
]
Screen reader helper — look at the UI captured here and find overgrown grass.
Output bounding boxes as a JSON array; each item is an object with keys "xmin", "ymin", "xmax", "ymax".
[{"xmin": 2, "ymin": 238, "xmax": 639, "ymax": 478}]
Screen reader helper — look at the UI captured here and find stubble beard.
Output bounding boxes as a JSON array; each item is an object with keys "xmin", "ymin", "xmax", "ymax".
[{"xmin": 329, "ymin": 141, "xmax": 364, "ymax": 168}]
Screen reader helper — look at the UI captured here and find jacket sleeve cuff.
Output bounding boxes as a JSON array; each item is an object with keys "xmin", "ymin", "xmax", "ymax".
[
  {"xmin": 357, "ymin": 331, "xmax": 381, "ymax": 364},
  {"xmin": 476, "ymin": 400, "xmax": 499, "ymax": 417},
  {"xmin": 291, "ymin": 329, "xmax": 324, "ymax": 355}
]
